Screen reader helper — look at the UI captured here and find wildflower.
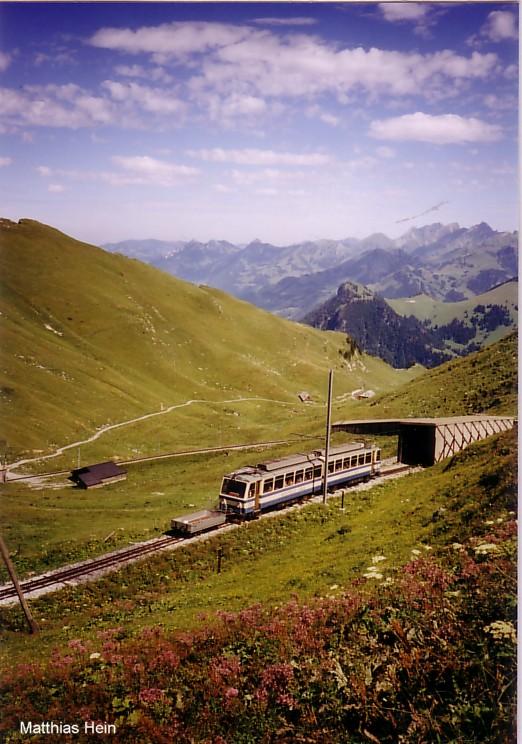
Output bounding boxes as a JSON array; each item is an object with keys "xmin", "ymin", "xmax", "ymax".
[
  {"xmin": 89, "ymin": 652, "xmax": 101, "ymax": 661},
  {"xmin": 452, "ymin": 543, "xmax": 464, "ymax": 551},
  {"xmin": 68, "ymin": 639, "xmax": 87, "ymax": 653},
  {"xmin": 484, "ymin": 520, "xmax": 495, "ymax": 526},
  {"xmin": 484, "ymin": 621, "xmax": 516, "ymax": 644},
  {"xmin": 474, "ymin": 543, "xmax": 500, "ymax": 555},
  {"xmin": 139, "ymin": 688, "xmax": 166, "ymax": 705},
  {"xmin": 363, "ymin": 572, "xmax": 383, "ymax": 580},
  {"xmin": 225, "ymin": 687, "xmax": 239, "ymax": 699},
  {"xmin": 371, "ymin": 555, "xmax": 386, "ymax": 564},
  {"xmin": 422, "ymin": 545, "xmax": 432, "ymax": 551},
  {"xmin": 411, "ymin": 549, "xmax": 421, "ymax": 556},
  {"xmin": 329, "ymin": 584, "xmax": 339, "ymax": 590}
]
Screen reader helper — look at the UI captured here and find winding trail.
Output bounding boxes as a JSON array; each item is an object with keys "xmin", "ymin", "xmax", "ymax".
[{"xmin": 7, "ymin": 395, "xmax": 312, "ymax": 476}]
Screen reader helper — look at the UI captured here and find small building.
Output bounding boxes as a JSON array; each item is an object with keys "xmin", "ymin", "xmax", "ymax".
[
  {"xmin": 70, "ymin": 461, "xmax": 127, "ymax": 489},
  {"xmin": 298, "ymin": 391, "xmax": 312, "ymax": 402}
]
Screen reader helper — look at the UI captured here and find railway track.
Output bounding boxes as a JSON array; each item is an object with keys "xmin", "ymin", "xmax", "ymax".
[
  {"xmin": 0, "ymin": 463, "xmax": 413, "ymax": 605},
  {"xmin": 0, "ymin": 535, "xmax": 184, "ymax": 604}
]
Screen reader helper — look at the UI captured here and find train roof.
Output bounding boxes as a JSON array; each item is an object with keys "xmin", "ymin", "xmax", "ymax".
[
  {"xmin": 256, "ymin": 452, "xmax": 322, "ymax": 472},
  {"xmin": 313, "ymin": 442, "xmax": 365, "ymax": 457},
  {"xmin": 223, "ymin": 442, "xmax": 372, "ymax": 481}
]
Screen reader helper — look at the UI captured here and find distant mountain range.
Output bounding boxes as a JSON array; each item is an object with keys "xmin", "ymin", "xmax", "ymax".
[{"xmin": 104, "ymin": 222, "xmax": 518, "ymax": 320}]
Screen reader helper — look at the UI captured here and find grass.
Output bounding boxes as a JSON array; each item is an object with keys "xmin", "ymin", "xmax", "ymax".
[
  {"xmin": 0, "ymin": 332, "xmax": 516, "ymax": 580},
  {"xmin": 386, "ymin": 280, "xmax": 518, "ymax": 349},
  {"xmin": 0, "ymin": 427, "xmax": 516, "ymax": 674},
  {"xmin": 0, "ymin": 218, "xmax": 417, "ymax": 461}
]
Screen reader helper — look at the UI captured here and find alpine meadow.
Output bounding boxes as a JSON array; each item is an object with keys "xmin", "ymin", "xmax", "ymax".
[{"xmin": 0, "ymin": 3, "xmax": 518, "ymax": 743}]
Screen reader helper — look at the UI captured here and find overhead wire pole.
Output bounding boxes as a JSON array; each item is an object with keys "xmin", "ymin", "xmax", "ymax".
[
  {"xmin": 0, "ymin": 535, "xmax": 39, "ymax": 634},
  {"xmin": 322, "ymin": 369, "xmax": 333, "ymax": 504}
]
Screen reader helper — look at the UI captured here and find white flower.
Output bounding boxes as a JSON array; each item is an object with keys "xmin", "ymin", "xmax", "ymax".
[
  {"xmin": 451, "ymin": 543, "xmax": 464, "ymax": 551},
  {"xmin": 363, "ymin": 572, "xmax": 383, "ymax": 580},
  {"xmin": 329, "ymin": 584, "xmax": 339, "ymax": 590},
  {"xmin": 89, "ymin": 652, "xmax": 101, "ymax": 660},
  {"xmin": 474, "ymin": 543, "xmax": 500, "ymax": 555},
  {"xmin": 371, "ymin": 555, "xmax": 387, "ymax": 564},
  {"xmin": 411, "ymin": 549, "xmax": 421, "ymax": 556},
  {"xmin": 422, "ymin": 545, "xmax": 432, "ymax": 551},
  {"xmin": 484, "ymin": 520, "xmax": 495, "ymax": 526},
  {"xmin": 484, "ymin": 621, "xmax": 516, "ymax": 644}
]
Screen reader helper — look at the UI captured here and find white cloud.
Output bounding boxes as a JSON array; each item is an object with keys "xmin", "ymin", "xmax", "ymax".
[
  {"xmin": 252, "ymin": 17, "xmax": 317, "ymax": 27},
  {"xmin": 0, "ymin": 85, "xmax": 115, "ymax": 129},
  {"xmin": 36, "ymin": 165, "xmax": 52, "ymax": 176},
  {"xmin": 90, "ymin": 20, "xmax": 498, "ymax": 107},
  {"xmin": 483, "ymin": 93, "xmax": 518, "ymax": 111},
  {"xmin": 230, "ymin": 167, "xmax": 308, "ymax": 186},
  {"xmin": 201, "ymin": 35, "xmax": 497, "ymax": 101},
  {"xmin": 114, "ymin": 64, "xmax": 173, "ymax": 83},
  {"xmin": 111, "ymin": 155, "xmax": 199, "ymax": 185},
  {"xmin": 0, "ymin": 156, "xmax": 12, "ymax": 167},
  {"xmin": 48, "ymin": 183, "xmax": 65, "ymax": 193},
  {"xmin": 102, "ymin": 80, "xmax": 185, "ymax": 115},
  {"xmin": 482, "ymin": 11, "xmax": 518, "ymax": 42},
  {"xmin": 0, "ymin": 52, "xmax": 11, "ymax": 72},
  {"xmin": 378, "ymin": 3, "xmax": 429, "ymax": 22},
  {"xmin": 369, "ymin": 112, "xmax": 502, "ymax": 144},
  {"xmin": 90, "ymin": 21, "xmax": 252, "ymax": 61},
  {"xmin": 188, "ymin": 147, "xmax": 331, "ymax": 166}
]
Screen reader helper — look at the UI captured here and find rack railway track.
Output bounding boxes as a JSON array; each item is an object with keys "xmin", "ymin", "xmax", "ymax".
[{"xmin": 0, "ymin": 463, "xmax": 413, "ymax": 605}]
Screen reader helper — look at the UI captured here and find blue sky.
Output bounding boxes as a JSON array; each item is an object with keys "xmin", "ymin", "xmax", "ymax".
[{"xmin": 0, "ymin": 2, "xmax": 518, "ymax": 245}]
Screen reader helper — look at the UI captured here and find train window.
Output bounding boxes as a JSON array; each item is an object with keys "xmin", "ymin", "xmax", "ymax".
[
  {"xmin": 328, "ymin": 462, "xmax": 334, "ymax": 474},
  {"xmin": 295, "ymin": 469, "xmax": 304, "ymax": 483},
  {"xmin": 351, "ymin": 456, "xmax": 358, "ymax": 468},
  {"xmin": 358, "ymin": 454, "xmax": 365, "ymax": 466},
  {"xmin": 314, "ymin": 466, "xmax": 322, "ymax": 478},
  {"xmin": 335, "ymin": 459, "xmax": 343, "ymax": 471},
  {"xmin": 275, "ymin": 475, "xmax": 284, "ymax": 490},
  {"xmin": 221, "ymin": 478, "xmax": 247, "ymax": 498},
  {"xmin": 263, "ymin": 478, "xmax": 273, "ymax": 493},
  {"xmin": 285, "ymin": 472, "xmax": 294, "ymax": 486},
  {"xmin": 248, "ymin": 484, "xmax": 256, "ymax": 497},
  {"xmin": 305, "ymin": 468, "xmax": 313, "ymax": 480},
  {"xmin": 365, "ymin": 452, "xmax": 372, "ymax": 464},
  {"xmin": 376, "ymin": 449, "xmax": 381, "ymax": 461},
  {"xmin": 343, "ymin": 458, "xmax": 350, "ymax": 469}
]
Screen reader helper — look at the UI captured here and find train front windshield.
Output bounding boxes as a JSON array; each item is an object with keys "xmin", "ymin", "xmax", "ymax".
[{"xmin": 221, "ymin": 478, "xmax": 247, "ymax": 498}]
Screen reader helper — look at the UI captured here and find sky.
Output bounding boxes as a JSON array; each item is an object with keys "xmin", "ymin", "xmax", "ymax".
[{"xmin": 0, "ymin": 2, "xmax": 519, "ymax": 245}]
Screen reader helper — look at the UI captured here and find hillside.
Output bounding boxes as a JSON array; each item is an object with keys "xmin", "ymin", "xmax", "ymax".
[
  {"xmin": 362, "ymin": 332, "xmax": 517, "ymax": 420},
  {"xmin": 1, "ymin": 400, "xmax": 516, "ymax": 742},
  {"xmin": 387, "ymin": 280, "xmax": 518, "ymax": 350},
  {"xmin": 0, "ymin": 218, "xmax": 415, "ymax": 461},
  {"xmin": 302, "ymin": 281, "xmax": 451, "ymax": 368},
  {"xmin": 303, "ymin": 280, "xmax": 518, "ymax": 368}
]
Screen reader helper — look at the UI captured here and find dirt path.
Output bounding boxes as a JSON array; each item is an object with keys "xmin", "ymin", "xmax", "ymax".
[{"xmin": 7, "ymin": 395, "xmax": 310, "ymax": 477}]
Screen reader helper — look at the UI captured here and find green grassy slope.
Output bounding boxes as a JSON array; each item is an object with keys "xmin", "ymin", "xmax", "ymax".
[
  {"xmin": 336, "ymin": 332, "xmax": 517, "ymax": 421},
  {"xmin": 386, "ymin": 280, "xmax": 518, "ymax": 347},
  {"xmin": 0, "ymin": 219, "xmax": 416, "ymax": 461}
]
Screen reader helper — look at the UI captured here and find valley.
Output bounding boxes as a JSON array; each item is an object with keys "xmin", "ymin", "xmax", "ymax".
[{"xmin": 0, "ymin": 219, "xmax": 516, "ymax": 744}]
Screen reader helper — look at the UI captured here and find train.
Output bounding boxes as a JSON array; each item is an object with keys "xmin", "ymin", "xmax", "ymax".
[{"xmin": 172, "ymin": 441, "xmax": 381, "ymax": 533}]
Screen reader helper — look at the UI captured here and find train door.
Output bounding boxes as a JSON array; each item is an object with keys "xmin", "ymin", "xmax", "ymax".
[{"xmin": 254, "ymin": 480, "xmax": 261, "ymax": 514}]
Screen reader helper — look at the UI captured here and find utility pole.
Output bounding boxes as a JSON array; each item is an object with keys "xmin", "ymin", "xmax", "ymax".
[
  {"xmin": 0, "ymin": 535, "xmax": 39, "ymax": 634},
  {"xmin": 322, "ymin": 369, "xmax": 333, "ymax": 504}
]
